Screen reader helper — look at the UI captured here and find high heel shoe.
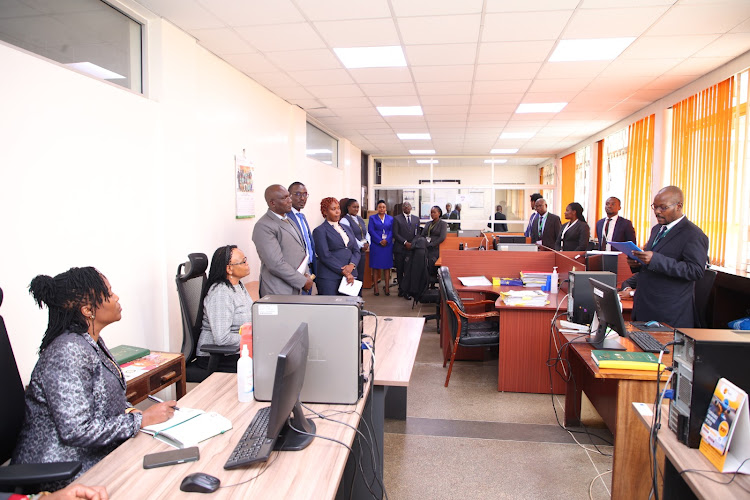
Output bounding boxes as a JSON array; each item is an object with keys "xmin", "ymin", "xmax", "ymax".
[
  {"xmin": 384, "ymin": 285, "xmax": 390, "ymax": 296},
  {"xmin": 373, "ymin": 284, "xmax": 379, "ymax": 296}
]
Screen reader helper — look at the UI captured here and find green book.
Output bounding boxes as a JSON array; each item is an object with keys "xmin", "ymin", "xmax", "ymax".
[
  {"xmin": 591, "ymin": 350, "xmax": 665, "ymax": 371},
  {"xmin": 110, "ymin": 345, "xmax": 151, "ymax": 365}
]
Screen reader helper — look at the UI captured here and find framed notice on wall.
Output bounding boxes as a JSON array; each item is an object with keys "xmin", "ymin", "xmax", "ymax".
[{"xmin": 235, "ymin": 154, "xmax": 255, "ymax": 219}]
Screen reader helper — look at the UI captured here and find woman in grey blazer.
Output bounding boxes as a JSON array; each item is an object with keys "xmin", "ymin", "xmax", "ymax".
[
  {"xmin": 12, "ymin": 267, "xmax": 175, "ymax": 489},
  {"xmin": 555, "ymin": 202, "xmax": 591, "ymax": 251}
]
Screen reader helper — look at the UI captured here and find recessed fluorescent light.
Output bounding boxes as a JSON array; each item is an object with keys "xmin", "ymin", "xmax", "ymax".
[
  {"xmin": 549, "ymin": 37, "xmax": 635, "ymax": 62},
  {"xmin": 500, "ymin": 132, "xmax": 535, "ymax": 139},
  {"xmin": 377, "ymin": 106, "xmax": 423, "ymax": 117},
  {"xmin": 409, "ymin": 149, "xmax": 436, "ymax": 154},
  {"xmin": 322, "ymin": 161, "xmax": 332, "ymax": 165},
  {"xmin": 65, "ymin": 62, "xmax": 125, "ymax": 80},
  {"xmin": 516, "ymin": 103, "xmax": 567, "ymax": 113},
  {"xmin": 416, "ymin": 160, "xmax": 438, "ymax": 164},
  {"xmin": 397, "ymin": 133, "xmax": 431, "ymax": 140},
  {"xmin": 490, "ymin": 148, "xmax": 518, "ymax": 154},
  {"xmin": 484, "ymin": 159, "xmax": 508, "ymax": 164},
  {"xmin": 306, "ymin": 149, "xmax": 332, "ymax": 155},
  {"xmin": 334, "ymin": 46, "xmax": 406, "ymax": 69}
]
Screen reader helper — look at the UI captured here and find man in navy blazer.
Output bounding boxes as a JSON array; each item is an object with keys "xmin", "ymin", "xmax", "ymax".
[
  {"xmin": 530, "ymin": 198, "xmax": 561, "ymax": 249},
  {"xmin": 392, "ymin": 201, "xmax": 421, "ymax": 299},
  {"xmin": 631, "ymin": 186, "xmax": 709, "ymax": 328},
  {"xmin": 596, "ymin": 197, "xmax": 637, "ymax": 250}
]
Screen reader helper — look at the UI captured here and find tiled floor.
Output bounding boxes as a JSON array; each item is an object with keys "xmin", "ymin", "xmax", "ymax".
[{"xmin": 363, "ymin": 280, "xmax": 615, "ymax": 500}]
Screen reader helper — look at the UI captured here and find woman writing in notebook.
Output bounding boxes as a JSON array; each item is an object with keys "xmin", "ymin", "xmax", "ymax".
[
  {"xmin": 12, "ymin": 267, "xmax": 175, "ymax": 490},
  {"xmin": 312, "ymin": 197, "xmax": 360, "ymax": 296}
]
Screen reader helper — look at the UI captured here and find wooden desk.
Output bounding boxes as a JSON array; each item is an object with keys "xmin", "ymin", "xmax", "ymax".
[
  {"xmin": 123, "ymin": 352, "xmax": 186, "ymax": 405},
  {"xmin": 564, "ymin": 331, "xmax": 673, "ymax": 500},
  {"xmin": 635, "ymin": 404, "xmax": 750, "ymax": 499}
]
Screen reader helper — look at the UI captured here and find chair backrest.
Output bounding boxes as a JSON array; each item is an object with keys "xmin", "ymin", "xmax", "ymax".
[
  {"xmin": 438, "ymin": 267, "xmax": 467, "ymax": 341},
  {"xmin": 0, "ymin": 287, "xmax": 27, "ymax": 465},
  {"xmin": 175, "ymin": 253, "xmax": 209, "ymax": 362},
  {"xmin": 694, "ymin": 268, "xmax": 717, "ymax": 328}
]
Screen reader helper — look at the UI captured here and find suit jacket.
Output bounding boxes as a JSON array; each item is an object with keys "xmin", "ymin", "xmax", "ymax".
[
  {"xmin": 530, "ymin": 212, "xmax": 561, "ymax": 249},
  {"xmin": 488, "ymin": 212, "xmax": 508, "ymax": 232},
  {"xmin": 632, "ymin": 217, "xmax": 709, "ymax": 328},
  {"xmin": 524, "ymin": 211, "xmax": 539, "ymax": 237},
  {"xmin": 392, "ymin": 213, "xmax": 421, "ymax": 254},
  {"xmin": 312, "ymin": 221, "xmax": 361, "ymax": 281},
  {"xmin": 447, "ymin": 210, "xmax": 461, "ymax": 230},
  {"xmin": 555, "ymin": 220, "xmax": 590, "ymax": 251},
  {"xmin": 421, "ymin": 218, "xmax": 448, "ymax": 262},
  {"xmin": 287, "ymin": 209, "xmax": 316, "ymax": 276},
  {"xmin": 252, "ymin": 209, "xmax": 308, "ymax": 296},
  {"xmin": 596, "ymin": 216, "xmax": 636, "ymax": 250}
]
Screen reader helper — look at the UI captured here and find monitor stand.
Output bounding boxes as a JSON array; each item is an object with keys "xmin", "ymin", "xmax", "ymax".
[{"xmin": 587, "ymin": 337, "xmax": 627, "ymax": 351}]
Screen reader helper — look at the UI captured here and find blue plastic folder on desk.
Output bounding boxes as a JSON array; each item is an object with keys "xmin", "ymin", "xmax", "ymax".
[{"xmin": 609, "ymin": 241, "xmax": 645, "ymax": 265}]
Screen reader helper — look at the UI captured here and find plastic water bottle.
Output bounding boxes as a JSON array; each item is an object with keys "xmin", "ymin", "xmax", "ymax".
[
  {"xmin": 237, "ymin": 344, "xmax": 253, "ymax": 402},
  {"xmin": 551, "ymin": 266, "xmax": 559, "ymax": 294}
]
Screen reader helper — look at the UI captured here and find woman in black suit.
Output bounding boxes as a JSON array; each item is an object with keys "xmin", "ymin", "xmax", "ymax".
[
  {"xmin": 556, "ymin": 202, "xmax": 591, "ymax": 251},
  {"xmin": 312, "ymin": 197, "xmax": 361, "ymax": 296},
  {"xmin": 339, "ymin": 198, "xmax": 370, "ymax": 296},
  {"xmin": 421, "ymin": 206, "xmax": 448, "ymax": 281}
]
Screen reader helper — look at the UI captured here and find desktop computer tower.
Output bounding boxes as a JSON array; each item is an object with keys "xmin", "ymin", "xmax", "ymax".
[
  {"xmin": 669, "ymin": 328, "xmax": 750, "ymax": 448},
  {"xmin": 252, "ymin": 295, "xmax": 363, "ymax": 404},
  {"xmin": 567, "ymin": 271, "xmax": 617, "ymax": 324}
]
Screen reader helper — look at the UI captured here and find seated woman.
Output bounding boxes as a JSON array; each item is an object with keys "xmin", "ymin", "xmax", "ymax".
[
  {"xmin": 421, "ymin": 206, "xmax": 448, "ymax": 282},
  {"xmin": 556, "ymin": 202, "xmax": 591, "ymax": 251},
  {"xmin": 12, "ymin": 267, "xmax": 175, "ymax": 490},
  {"xmin": 312, "ymin": 197, "xmax": 360, "ymax": 296},
  {"xmin": 196, "ymin": 245, "xmax": 253, "ymax": 372}
]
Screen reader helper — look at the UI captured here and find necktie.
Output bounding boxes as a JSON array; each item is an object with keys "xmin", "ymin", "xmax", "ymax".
[
  {"xmin": 602, "ymin": 218, "xmax": 611, "ymax": 249},
  {"xmin": 652, "ymin": 226, "xmax": 668, "ymax": 248},
  {"xmin": 406, "ymin": 214, "xmax": 412, "ymax": 234},
  {"xmin": 296, "ymin": 213, "xmax": 314, "ymax": 264}
]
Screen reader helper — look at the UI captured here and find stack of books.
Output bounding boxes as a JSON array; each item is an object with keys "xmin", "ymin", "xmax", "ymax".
[
  {"xmin": 591, "ymin": 350, "xmax": 665, "ymax": 371},
  {"xmin": 520, "ymin": 271, "xmax": 551, "ymax": 287}
]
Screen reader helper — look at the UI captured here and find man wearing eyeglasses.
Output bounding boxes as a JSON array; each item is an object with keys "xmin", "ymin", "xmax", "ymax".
[
  {"xmin": 287, "ymin": 182, "xmax": 317, "ymax": 294},
  {"xmin": 629, "ymin": 185, "xmax": 709, "ymax": 328}
]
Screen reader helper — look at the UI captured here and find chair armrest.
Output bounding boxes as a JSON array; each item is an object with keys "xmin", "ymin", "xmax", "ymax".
[
  {"xmin": 464, "ymin": 300, "xmax": 496, "ymax": 312},
  {"xmin": 448, "ymin": 301, "xmax": 500, "ymax": 320},
  {"xmin": 0, "ymin": 462, "xmax": 82, "ymax": 486},
  {"xmin": 201, "ymin": 344, "xmax": 239, "ymax": 355}
]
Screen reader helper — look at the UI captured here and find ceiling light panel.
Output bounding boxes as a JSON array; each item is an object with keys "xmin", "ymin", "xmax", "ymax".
[{"xmin": 549, "ymin": 38, "xmax": 636, "ymax": 62}]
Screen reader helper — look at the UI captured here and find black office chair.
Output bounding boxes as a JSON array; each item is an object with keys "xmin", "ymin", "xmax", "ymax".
[
  {"xmin": 0, "ymin": 287, "xmax": 82, "ymax": 492},
  {"xmin": 437, "ymin": 267, "xmax": 500, "ymax": 387},
  {"xmin": 694, "ymin": 268, "xmax": 717, "ymax": 328},
  {"xmin": 176, "ymin": 254, "xmax": 238, "ymax": 383}
]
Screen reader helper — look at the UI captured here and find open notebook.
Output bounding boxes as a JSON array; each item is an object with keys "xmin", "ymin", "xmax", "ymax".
[{"xmin": 140, "ymin": 408, "xmax": 232, "ymax": 449}]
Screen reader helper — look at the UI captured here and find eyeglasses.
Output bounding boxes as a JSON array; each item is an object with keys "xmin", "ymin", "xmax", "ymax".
[
  {"xmin": 651, "ymin": 203, "xmax": 676, "ymax": 212},
  {"xmin": 229, "ymin": 258, "xmax": 247, "ymax": 266},
  {"xmin": 291, "ymin": 192, "xmax": 309, "ymax": 198}
]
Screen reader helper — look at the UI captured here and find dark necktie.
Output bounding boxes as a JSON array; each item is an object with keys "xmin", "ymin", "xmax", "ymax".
[
  {"xmin": 652, "ymin": 226, "xmax": 668, "ymax": 248},
  {"xmin": 602, "ymin": 218, "xmax": 611, "ymax": 249}
]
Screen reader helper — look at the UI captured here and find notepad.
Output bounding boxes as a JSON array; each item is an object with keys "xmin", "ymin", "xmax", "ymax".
[
  {"xmin": 338, "ymin": 276, "xmax": 363, "ymax": 296},
  {"xmin": 140, "ymin": 408, "xmax": 232, "ymax": 449},
  {"xmin": 458, "ymin": 276, "xmax": 492, "ymax": 286}
]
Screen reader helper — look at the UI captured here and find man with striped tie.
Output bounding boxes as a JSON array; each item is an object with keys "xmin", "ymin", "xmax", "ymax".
[{"xmin": 287, "ymin": 181, "xmax": 316, "ymax": 295}]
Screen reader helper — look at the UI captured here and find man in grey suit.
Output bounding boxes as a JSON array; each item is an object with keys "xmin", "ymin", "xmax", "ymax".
[
  {"xmin": 393, "ymin": 201, "xmax": 421, "ymax": 299},
  {"xmin": 252, "ymin": 184, "xmax": 313, "ymax": 297}
]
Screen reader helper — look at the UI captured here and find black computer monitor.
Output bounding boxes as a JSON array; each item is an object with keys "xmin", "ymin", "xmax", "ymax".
[
  {"xmin": 586, "ymin": 253, "xmax": 618, "ymax": 276},
  {"xmin": 267, "ymin": 322, "xmax": 316, "ymax": 451},
  {"xmin": 588, "ymin": 278, "xmax": 627, "ymax": 350}
]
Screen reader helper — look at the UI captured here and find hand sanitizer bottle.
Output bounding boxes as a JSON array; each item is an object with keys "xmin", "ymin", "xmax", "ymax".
[
  {"xmin": 551, "ymin": 266, "xmax": 559, "ymax": 294},
  {"xmin": 237, "ymin": 344, "xmax": 253, "ymax": 402}
]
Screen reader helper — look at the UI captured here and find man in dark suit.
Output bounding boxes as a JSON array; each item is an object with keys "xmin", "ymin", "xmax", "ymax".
[
  {"xmin": 488, "ymin": 205, "xmax": 508, "ymax": 232},
  {"xmin": 287, "ymin": 181, "xmax": 316, "ymax": 294},
  {"xmin": 631, "ymin": 186, "xmax": 709, "ymax": 328},
  {"xmin": 448, "ymin": 203, "xmax": 461, "ymax": 231},
  {"xmin": 441, "ymin": 203, "xmax": 452, "ymax": 220},
  {"xmin": 393, "ymin": 201, "xmax": 421, "ymax": 299},
  {"xmin": 524, "ymin": 193, "xmax": 543, "ymax": 237},
  {"xmin": 596, "ymin": 197, "xmax": 637, "ymax": 250},
  {"xmin": 530, "ymin": 198, "xmax": 561, "ymax": 249}
]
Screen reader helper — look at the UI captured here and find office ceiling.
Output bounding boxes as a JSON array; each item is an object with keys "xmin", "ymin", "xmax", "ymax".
[{"xmin": 134, "ymin": 0, "xmax": 750, "ymax": 163}]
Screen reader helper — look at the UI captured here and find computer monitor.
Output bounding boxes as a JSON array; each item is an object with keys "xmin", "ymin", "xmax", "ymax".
[
  {"xmin": 585, "ymin": 253, "xmax": 618, "ymax": 276},
  {"xmin": 266, "ymin": 322, "xmax": 316, "ymax": 451},
  {"xmin": 587, "ymin": 278, "xmax": 627, "ymax": 350}
]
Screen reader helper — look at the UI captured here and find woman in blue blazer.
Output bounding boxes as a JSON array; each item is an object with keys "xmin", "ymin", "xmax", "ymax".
[
  {"xmin": 367, "ymin": 200, "xmax": 394, "ymax": 295},
  {"xmin": 312, "ymin": 197, "xmax": 361, "ymax": 296}
]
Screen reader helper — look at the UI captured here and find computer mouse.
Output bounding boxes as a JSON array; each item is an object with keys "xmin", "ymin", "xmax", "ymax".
[
  {"xmin": 180, "ymin": 472, "xmax": 221, "ymax": 493},
  {"xmin": 645, "ymin": 321, "xmax": 661, "ymax": 328}
]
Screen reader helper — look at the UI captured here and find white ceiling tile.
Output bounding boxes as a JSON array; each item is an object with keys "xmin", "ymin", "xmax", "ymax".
[
  {"xmin": 359, "ymin": 83, "xmax": 417, "ymax": 96},
  {"xmin": 274, "ymin": 86, "xmax": 315, "ymax": 100},
  {"xmin": 482, "ymin": 11, "xmax": 573, "ymax": 42},
  {"xmin": 643, "ymin": 73, "xmax": 697, "ymax": 90},
  {"xmin": 486, "ymin": 0, "xmax": 580, "ymax": 12},
  {"xmin": 648, "ymin": 3, "xmax": 750, "ymax": 36},
  {"xmin": 523, "ymin": 91, "xmax": 579, "ymax": 102},
  {"xmin": 234, "ymin": 23, "xmax": 325, "ymax": 52},
  {"xmin": 137, "ymin": 0, "xmax": 225, "ymax": 29},
  {"xmin": 730, "ymin": 17, "xmax": 750, "ymax": 33},
  {"xmin": 392, "ymin": 0, "xmax": 484, "ymax": 17},
  {"xmin": 397, "ymin": 15, "xmax": 482, "ymax": 45},
  {"xmin": 629, "ymin": 88, "xmax": 673, "ymax": 102},
  {"xmin": 333, "ymin": 107, "xmax": 381, "ymax": 117},
  {"xmin": 473, "ymin": 80, "xmax": 533, "ymax": 93},
  {"xmin": 288, "ymin": 69, "xmax": 354, "ymax": 86},
  {"xmin": 405, "ymin": 43, "xmax": 478, "ymax": 66},
  {"xmin": 468, "ymin": 114, "xmax": 513, "ymax": 123},
  {"xmin": 349, "ymin": 67, "xmax": 413, "ymax": 83},
  {"xmin": 572, "ymin": 89, "xmax": 632, "ymax": 104},
  {"xmin": 666, "ymin": 56, "xmax": 731, "ymax": 76},
  {"xmin": 470, "ymin": 104, "xmax": 518, "ymax": 114},
  {"xmin": 622, "ymin": 35, "xmax": 719, "ymax": 59},
  {"xmin": 563, "ymin": 6, "xmax": 670, "ymax": 38},
  {"xmin": 249, "ymin": 71, "xmax": 300, "ymax": 88},
  {"xmin": 478, "ymin": 41, "xmax": 555, "ymax": 64},
  {"xmin": 475, "ymin": 63, "xmax": 542, "ymax": 81},
  {"xmin": 420, "ymin": 95, "xmax": 472, "ymax": 105},
  {"xmin": 694, "ymin": 33, "xmax": 750, "ymax": 58},
  {"xmin": 289, "ymin": 98, "xmax": 326, "ymax": 109},
  {"xmin": 428, "ymin": 114, "xmax": 471, "ymax": 122},
  {"xmin": 305, "ymin": 84, "xmax": 364, "ymax": 98},
  {"xmin": 422, "ymin": 105, "xmax": 470, "ymax": 115},
  {"xmin": 604, "ymin": 58, "xmax": 680, "ymax": 77},
  {"xmin": 411, "ymin": 65, "xmax": 474, "ymax": 82},
  {"xmin": 369, "ymin": 95, "xmax": 421, "ymax": 106},
  {"xmin": 528, "ymin": 78, "xmax": 593, "ymax": 92},
  {"xmin": 222, "ymin": 53, "xmax": 278, "ymax": 74},
  {"xmin": 416, "ymin": 81, "xmax": 473, "ymax": 95},
  {"xmin": 536, "ymin": 61, "xmax": 609, "ymax": 79},
  {"xmin": 314, "ymin": 18, "xmax": 400, "ymax": 47},
  {"xmin": 584, "ymin": 76, "xmax": 655, "ymax": 91},
  {"xmin": 471, "ymin": 93, "xmax": 524, "ymax": 105},
  {"xmin": 264, "ymin": 49, "xmax": 342, "ymax": 71},
  {"xmin": 201, "ymin": 0, "xmax": 304, "ymax": 26},
  {"xmin": 296, "ymin": 0, "xmax": 391, "ymax": 21},
  {"xmin": 318, "ymin": 96, "xmax": 373, "ymax": 108}
]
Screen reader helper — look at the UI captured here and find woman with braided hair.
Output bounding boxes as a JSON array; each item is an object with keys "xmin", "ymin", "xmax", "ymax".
[{"xmin": 12, "ymin": 267, "xmax": 175, "ymax": 491}]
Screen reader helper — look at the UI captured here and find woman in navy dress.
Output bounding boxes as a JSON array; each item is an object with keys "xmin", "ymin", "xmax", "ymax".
[
  {"xmin": 340, "ymin": 198, "xmax": 370, "ymax": 296},
  {"xmin": 367, "ymin": 200, "xmax": 394, "ymax": 295},
  {"xmin": 312, "ymin": 197, "xmax": 360, "ymax": 296}
]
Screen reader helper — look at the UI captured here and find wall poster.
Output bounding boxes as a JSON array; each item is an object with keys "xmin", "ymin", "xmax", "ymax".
[{"xmin": 235, "ymin": 154, "xmax": 255, "ymax": 219}]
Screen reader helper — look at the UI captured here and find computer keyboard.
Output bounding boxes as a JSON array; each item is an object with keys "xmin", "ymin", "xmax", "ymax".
[
  {"xmin": 629, "ymin": 331, "xmax": 669, "ymax": 354},
  {"xmin": 224, "ymin": 406, "xmax": 275, "ymax": 469}
]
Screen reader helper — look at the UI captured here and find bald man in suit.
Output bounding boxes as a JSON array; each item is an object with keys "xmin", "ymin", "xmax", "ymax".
[{"xmin": 252, "ymin": 184, "xmax": 313, "ymax": 297}]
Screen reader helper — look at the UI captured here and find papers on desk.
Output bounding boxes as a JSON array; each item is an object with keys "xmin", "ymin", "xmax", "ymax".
[
  {"xmin": 500, "ymin": 290, "xmax": 549, "ymax": 307},
  {"xmin": 519, "ymin": 271, "xmax": 551, "ymax": 287},
  {"xmin": 141, "ymin": 407, "xmax": 232, "ymax": 449},
  {"xmin": 458, "ymin": 276, "xmax": 492, "ymax": 287}
]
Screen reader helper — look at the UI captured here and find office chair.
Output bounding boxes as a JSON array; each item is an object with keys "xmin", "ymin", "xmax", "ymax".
[
  {"xmin": 437, "ymin": 267, "xmax": 500, "ymax": 387},
  {"xmin": 176, "ymin": 254, "xmax": 238, "ymax": 383},
  {"xmin": 694, "ymin": 268, "xmax": 717, "ymax": 328},
  {"xmin": 0, "ymin": 287, "xmax": 82, "ymax": 491}
]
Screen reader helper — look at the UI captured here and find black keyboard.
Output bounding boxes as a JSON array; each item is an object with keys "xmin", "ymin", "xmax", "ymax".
[
  {"xmin": 629, "ymin": 331, "xmax": 669, "ymax": 354},
  {"xmin": 224, "ymin": 406, "xmax": 275, "ymax": 469}
]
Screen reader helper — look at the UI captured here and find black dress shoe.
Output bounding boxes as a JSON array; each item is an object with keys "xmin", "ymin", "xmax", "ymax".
[
  {"xmin": 404, "ymin": 295, "xmax": 412, "ymax": 300},
  {"xmin": 398, "ymin": 291, "xmax": 404, "ymax": 297}
]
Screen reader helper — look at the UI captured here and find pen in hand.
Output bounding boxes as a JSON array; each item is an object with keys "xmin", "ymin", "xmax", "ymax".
[{"xmin": 147, "ymin": 394, "xmax": 180, "ymax": 410}]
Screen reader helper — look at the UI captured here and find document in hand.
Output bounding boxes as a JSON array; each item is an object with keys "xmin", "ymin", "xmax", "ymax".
[
  {"xmin": 141, "ymin": 408, "xmax": 232, "ymax": 449},
  {"xmin": 338, "ymin": 276, "xmax": 363, "ymax": 296},
  {"xmin": 608, "ymin": 241, "xmax": 645, "ymax": 264}
]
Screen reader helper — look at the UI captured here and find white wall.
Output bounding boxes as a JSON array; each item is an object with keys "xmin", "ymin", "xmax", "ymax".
[{"xmin": 0, "ymin": 19, "xmax": 360, "ymax": 384}]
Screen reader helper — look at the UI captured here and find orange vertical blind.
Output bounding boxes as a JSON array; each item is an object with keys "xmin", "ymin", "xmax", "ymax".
[{"xmin": 624, "ymin": 114, "xmax": 655, "ymax": 247}]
